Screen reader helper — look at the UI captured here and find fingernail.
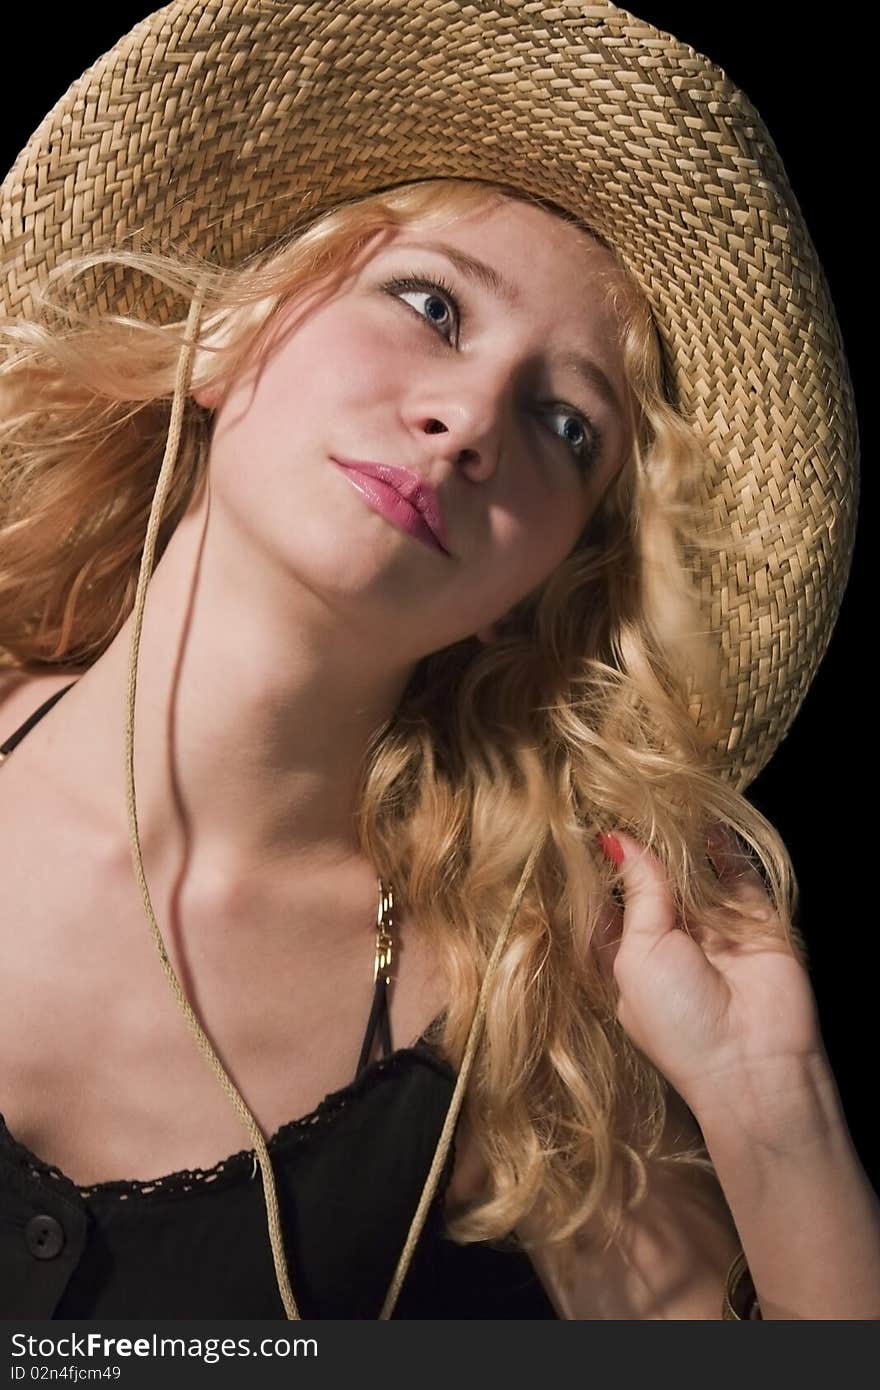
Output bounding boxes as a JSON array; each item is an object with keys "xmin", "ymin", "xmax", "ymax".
[
  {"xmin": 596, "ymin": 832, "xmax": 625, "ymax": 867},
  {"xmin": 706, "ymin": 824, "xmax": 730, "ymax": 854}
]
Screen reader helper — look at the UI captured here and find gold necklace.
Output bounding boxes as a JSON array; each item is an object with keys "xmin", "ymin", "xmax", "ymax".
[{"xmin": 374, "ymin": 878, "xmax": 394, "ymax": 987}]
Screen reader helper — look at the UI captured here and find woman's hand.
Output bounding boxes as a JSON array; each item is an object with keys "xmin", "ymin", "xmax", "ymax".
[{"xmin": 594, "ymin": 827, "xmax": 828, "ymax": 1120}]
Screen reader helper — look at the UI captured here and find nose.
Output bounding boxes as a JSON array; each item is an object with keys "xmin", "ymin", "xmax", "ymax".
[{"xmin": 406, "ymin": 372, "xmax": 508, "ymax": 483}]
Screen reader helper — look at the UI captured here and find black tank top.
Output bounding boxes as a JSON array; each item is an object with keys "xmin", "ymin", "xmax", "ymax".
[{"xmin": 0, "ymin": 684, "xmax": 557, "ymax": 1318}]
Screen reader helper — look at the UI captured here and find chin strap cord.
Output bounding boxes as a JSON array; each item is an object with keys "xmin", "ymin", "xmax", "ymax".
[
  {"xmin": 123, "ymin": 278, "xmax": 299, "ymax": 1320},
  {"xmin": 124, "ymin": 281, "xmax": 547, "ymax": 1320}
]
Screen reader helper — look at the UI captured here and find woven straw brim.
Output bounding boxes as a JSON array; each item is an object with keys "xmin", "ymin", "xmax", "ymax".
[{"xmin": 0, "ymin": 0, "xmax": 858, "ymax": 792}]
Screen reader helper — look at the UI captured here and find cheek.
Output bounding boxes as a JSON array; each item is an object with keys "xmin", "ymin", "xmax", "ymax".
[
  {"xmin": 279, "ymin": 309, "xmax": 396, "ymax": 409},
  {"xmin": 236, "ymin": 306, "xmax": 386, "ymax": 436},
  {"xmin": 474, "ymin": 496, "xmax": 583, "ymax": 626},
  {"xmin": 498, "ymin": 469, "xmax": 589, "ymax": 570},
  {"xmin": 519, "ymin": 523, "xmax": 580, "ymax": 595}
]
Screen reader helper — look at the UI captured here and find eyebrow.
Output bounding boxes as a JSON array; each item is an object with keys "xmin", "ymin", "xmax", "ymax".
[
  {"xmin": 553, "ymin": 352, "xmax": 623, "ymax": 421},
  {"xmin": 408, "ymin": 240, "xmax": 521, "ymax": 307},
  {"xmin": 397, "ymin": 239, "xmax": 624, "ymax": 421}
]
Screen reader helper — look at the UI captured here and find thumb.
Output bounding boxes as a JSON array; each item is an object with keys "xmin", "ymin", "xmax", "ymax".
[
  {"xmin": 597, "ymin": 831, "xmax": 676, "ymax": 959},
  {"xmin": 592, "ymin": 893, "xmax": 624, "ymax": 989}
]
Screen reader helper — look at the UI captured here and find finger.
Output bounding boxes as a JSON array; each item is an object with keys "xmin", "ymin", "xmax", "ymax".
[
  {"xmin": 601, "ymin": 831, "xmax": 677, "ymax": 958},
  {"xmin": 706, "ymin": 824, "xmax": 773, "ymax": 903},
  {"xmin": 592, "ymin": 896, "xmax": 624, "ymax": 987},
  {"xmin": 706, "ymin": 823, "xmax": 760, "ymax": 879}
]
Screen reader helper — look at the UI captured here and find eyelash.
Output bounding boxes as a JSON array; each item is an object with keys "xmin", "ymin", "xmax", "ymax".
[{"xmin": 380, "ymin": 271, "xmax": 603, "ymax": 469}]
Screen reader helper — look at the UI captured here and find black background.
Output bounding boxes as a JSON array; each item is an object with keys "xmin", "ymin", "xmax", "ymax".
[{"xmin": 3, "ymin": 5, "xmax": 873, "ymax": 1189}]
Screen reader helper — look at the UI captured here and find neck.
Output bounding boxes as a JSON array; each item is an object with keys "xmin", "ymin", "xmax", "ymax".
[{"xmin": 45, "ymin": 480, "xmax": 418, "ymax": 919}]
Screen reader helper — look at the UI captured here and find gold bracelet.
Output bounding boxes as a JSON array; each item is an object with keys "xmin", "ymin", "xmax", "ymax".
[{"xmin": 722, "ymin": 1250, "xmax": 763, "ymax": 1320}]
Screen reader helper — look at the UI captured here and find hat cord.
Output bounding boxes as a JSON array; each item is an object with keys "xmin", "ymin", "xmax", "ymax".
[{"xmin": 124, "ymin": 284, "xmax": 546, "ymax": 1318}]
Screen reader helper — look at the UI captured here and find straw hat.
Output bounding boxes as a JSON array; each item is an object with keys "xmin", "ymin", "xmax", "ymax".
[{"xmin": 0, "ymin": 0, "xmax": 859, "ymax": 1320}]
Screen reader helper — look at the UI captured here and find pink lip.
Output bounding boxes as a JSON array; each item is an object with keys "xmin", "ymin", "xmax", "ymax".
[{"xmin": 331, "ymin": 457, "xmax": 451, "ymax": 555}]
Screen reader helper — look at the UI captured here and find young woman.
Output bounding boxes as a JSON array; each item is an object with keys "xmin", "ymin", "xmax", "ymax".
[{"xmin": 0, "ymin": 2, "xmax": 876, "ymax": 1319}]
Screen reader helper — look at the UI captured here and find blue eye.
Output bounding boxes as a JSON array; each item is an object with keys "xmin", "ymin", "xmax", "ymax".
[
  {"xmin": 542, "ymin": 404, "xmax": 602, "ymax": 468},
  {"xmin": 382, "ymin": 273, "xmax": 460, "ymax": 342}
]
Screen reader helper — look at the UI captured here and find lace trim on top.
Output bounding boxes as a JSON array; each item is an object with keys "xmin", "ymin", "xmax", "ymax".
[{"xmin": 0, "ymin": 1035, "xmax": 454, "ymax": 1205}]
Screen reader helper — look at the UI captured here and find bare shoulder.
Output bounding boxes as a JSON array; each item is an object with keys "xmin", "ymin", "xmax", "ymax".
[
  {"xmin": 517, "ymin": 1096, "xmax": 741, "ymax": 1320},
  {"xmin": 0, "ymin": 666, "xmax": 86, "ymax": 750}
]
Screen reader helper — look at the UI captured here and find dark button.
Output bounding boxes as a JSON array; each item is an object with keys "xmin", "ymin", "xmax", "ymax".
[{"xmin": 25, "ymin": 1213, "xmax": 66, "ymax": 1260}]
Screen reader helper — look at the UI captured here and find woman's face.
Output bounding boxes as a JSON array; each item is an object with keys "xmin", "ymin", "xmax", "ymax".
[{"xmin": 197, "ymin": 196, "xmax": 632, "ymax": 658}]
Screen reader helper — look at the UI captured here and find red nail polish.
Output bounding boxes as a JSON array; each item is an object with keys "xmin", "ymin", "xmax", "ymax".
[{"xmin": 596, "ymin": 832, "xmax": 624, "ymax": 867}]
